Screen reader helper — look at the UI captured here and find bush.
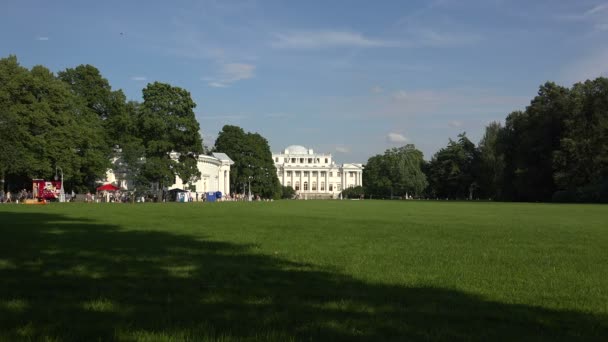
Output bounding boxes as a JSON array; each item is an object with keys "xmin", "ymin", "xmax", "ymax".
[{"xmin": 552, "ymin": 181, "xmax": 608, "ymax": 203}]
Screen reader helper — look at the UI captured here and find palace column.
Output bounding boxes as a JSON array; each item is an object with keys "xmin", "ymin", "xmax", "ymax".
[{"xmin": 308, "ymin": 171, "xmax": 311, "ymax": 193}]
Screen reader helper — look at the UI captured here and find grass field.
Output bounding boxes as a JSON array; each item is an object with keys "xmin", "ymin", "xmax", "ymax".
[{"xmin": 1, "ymin": 201, "xmax": 607, "ymax": 341}]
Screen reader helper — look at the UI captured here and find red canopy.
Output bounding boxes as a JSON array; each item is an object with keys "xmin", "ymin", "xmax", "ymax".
[{"xmin": 96, "ymin": 183, "xmax": 121, "ymax": 191}]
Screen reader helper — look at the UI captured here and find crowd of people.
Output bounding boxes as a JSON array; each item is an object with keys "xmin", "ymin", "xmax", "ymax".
[{"xmin": 0, "ymin": 189, "xmax": 34, "ymax": 203}]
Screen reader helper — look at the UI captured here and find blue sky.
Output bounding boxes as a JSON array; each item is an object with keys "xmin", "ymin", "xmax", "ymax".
[{"xmin": 2, "ymin": 0, "xmax": 608, "ymax": 163}]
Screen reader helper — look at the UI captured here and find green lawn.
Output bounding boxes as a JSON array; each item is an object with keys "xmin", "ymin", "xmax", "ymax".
[{"xmin": 1, "ymin": 201, "xmax": 607, "ymax": 341}]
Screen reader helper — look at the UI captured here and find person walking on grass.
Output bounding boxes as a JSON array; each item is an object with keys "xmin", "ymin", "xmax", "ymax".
[{"xmin": 6, "ymin": 191, "xmax": 11, "ymax": 203}]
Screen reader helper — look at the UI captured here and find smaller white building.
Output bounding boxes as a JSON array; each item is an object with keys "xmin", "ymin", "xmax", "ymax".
[
  {"xmin": 273, "ymin": 145, "xmax": 363, "ymax": 199},
  {"xmin": 170, "ymin": 152, "xmax": 234, "ymax": 196},
  {"xmin": 105, "ymin": 151, "xmax": 234, "ymax": 197}
]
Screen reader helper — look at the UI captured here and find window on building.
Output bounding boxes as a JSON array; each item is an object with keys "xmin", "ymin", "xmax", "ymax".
[
  {"xmin": 287, "ymin": 171, "xmax": 292, "ymax": 177},
  {"xmin": 291, "ymin": 158, "xmax": 296, "ymax": 163},
  {"xmin": 325, "ymin": 158, "xmax": 328, "ymax": 163},
  {"xmin": 321, "ymin": 182, "xmax": 325, "ymax": 191},
  {"xmin": 329, "ymin": 172, "xmax": 333, "ymax": 177},
  {"xmin": 304, "ymin": 182, "xmax": 308, "ymax": 191},
  {"xmin": 304, "ymin": 171, "xmax": 309, "ymax": 176},
  {"xmin": 295, "ymin": 171, "xmax": 300, "ymax": 176},
  {"xmin": 295, "ymin": 181, "xmax": 300, "ymax": 191},
  {"xmin": 321, "ymin": 171, "xmax": 325, "ymax": 176},
  {"xmin": 275, "ymin": 157, "xmax": 279, "ymax": 162},
  {"xmin": 349, "ymin": 184, "xmax": 354, "ymax": 188},
  {"xmin": 350, "ymin": 172, "xmax": 354, "ymax": 177},
  {"xmin": 337, "ymin": 172, "xmax": 341, "ymax": 177},
  {"xmin": 329, "ymin": 184, "xmax": 333, "ymax": 191},
  {"xmin": 337, "ymin": 184, "xmax": 341, "ymax": 191},
  {"xmin": 312, "ymin": 182, "xmax": 317, "ymax": 191},
  {"xmin": 287, "ymin": 181, "xmax": 291, "ymax": 187},
  {"xmin": 308, "ymin": 158, "xmax": 312, "ymax": 163},
  {"xmin": 300, "ymin": 158, "xmax": 304, "ymax": 163},
  {"xmin": 284, "ymin": 158, "xmax": 288, "ymax": 162}
]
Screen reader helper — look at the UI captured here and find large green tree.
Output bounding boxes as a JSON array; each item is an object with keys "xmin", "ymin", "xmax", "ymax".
[
  {"xmin": 138, "ymin": 82, "xmax": 203, "ymax": 191},
  {"xmin": 554, "ymin": 78, "xmax": 608, "ymax": 190},
  {"xmin": 363, "ymin": 144, "xmax": 427, "ymax": 198},
  {"xmin": 500, "ymin": 83, "xmax": 569, "ymax": 201},
  {"xmin": 477, "ymin": 122, "xmax": 505, "ymax": 199},
  {"xmin": 427, "ymin": 133, "xmax": 479, "ymax": 199},
  {"xmin": 214, "ymin": 125, "xmax": 281, "ymax": 198},
  {"xmin": 0, "ymin": 56, "xmax": 109, "ymax": 191}
]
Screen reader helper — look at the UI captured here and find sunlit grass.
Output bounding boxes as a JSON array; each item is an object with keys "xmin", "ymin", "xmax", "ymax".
[{"xmin": 1, "ymin": 201, "xmax": 607, "ymax": 341}]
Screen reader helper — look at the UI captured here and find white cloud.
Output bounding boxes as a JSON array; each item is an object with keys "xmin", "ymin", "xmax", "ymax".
[
  {"xmin": 36, "ymin": 37, "xmax": 49, "ymax": 41},
  {"xmin": 130, "ymin": 76, "xmax": 147, "ymax": 81},
  {"xmin": 335, "ymin": 146, "xmax": 350, "ymax": 153},
  {"xmin": 562, "ymin": 48, "xmax": 608, "ymax": 83},
  {"xmin": 387, "ymin": 132, "xmax": 410, "ymax": 144},
  {"xmin": 264, "ymin": 113, "xmax": 294, "ymax": 118},
  {"xmin": 370, "ymin": 85, "xmax": 384, "ymax": 94},
  {"xmin": 410, "ymin": 29, "xmax": 482, "ymax": 47},
  {"xmin": 208, "ymin": 82, "xmax": 228, "ymax": 88},
  {"xmin": 448, "ymin": 120, "xmax": 463, "ymax": 128},
  {"xmin": 270, "ymin": 30, "xmax": 398, "ymax": 49},
  {"xmin": 595, "ymin": 23, "xmax": 608, "ymax": 31},
  {"xmin": 586, "ymin": 3, "xmax": 608, "ymax": 15},
  {"xmin": 387, "ymin": 88, "xmax": 529, "ymax": 117},
  {"xmin": 206, "ymin": 62, "xmax": 255, "ymax": 88},
  {"xmin": 200, "ymin": 114, "xmax": 247, "ymax": 121}
]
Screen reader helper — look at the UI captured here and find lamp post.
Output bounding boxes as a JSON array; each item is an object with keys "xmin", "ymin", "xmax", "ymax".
[
  {"xmin": 248, "ymin": 175, "xmax": 253, "ymax": 201},
  {"xmin": 55, "ymin": 166, "xmax": 64, "ymax": 202}
]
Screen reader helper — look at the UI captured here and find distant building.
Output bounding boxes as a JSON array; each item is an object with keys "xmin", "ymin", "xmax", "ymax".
[
  {"xmin": 273, "ymin": 145, "xmax": 363, "ymax": 199},
  {"xmin": 104, "ymin": 149, "xmax": 234, "ymax": 196}
]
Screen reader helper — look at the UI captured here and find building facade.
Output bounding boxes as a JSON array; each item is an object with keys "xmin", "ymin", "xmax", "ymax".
[
  {"xmin": 169, "ymin": 152, "xmax": 234, "ymax": 196},
  {"xmin": 105, "ymin": 151, "xmax": 234, "ymax": 196},
  {"xmin": 273, "ymin": 145, "xmax": 363, "ymax": 199}
]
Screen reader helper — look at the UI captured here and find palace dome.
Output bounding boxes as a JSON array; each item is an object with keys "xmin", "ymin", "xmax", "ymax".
[{"xmin": 284, "ymin": 145, "xmax": 309, "ymax": 154}]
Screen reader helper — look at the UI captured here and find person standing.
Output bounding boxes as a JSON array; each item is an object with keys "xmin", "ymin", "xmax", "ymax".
[{"xmin": 6, "ymin": 191, "xmax": 11, "ymax": 203}]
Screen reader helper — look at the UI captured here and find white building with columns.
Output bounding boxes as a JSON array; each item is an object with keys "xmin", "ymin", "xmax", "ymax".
[
  {"xmin": 169, "ymin": 152, "xmax": 234, "ymax": 196},
  {"xmin": 273, "ymin": 145, "xmax": 363, "ymax": 199},
  {"xmin": 105, "ymin": 151, "xmax": 233, "ymax": 197}
]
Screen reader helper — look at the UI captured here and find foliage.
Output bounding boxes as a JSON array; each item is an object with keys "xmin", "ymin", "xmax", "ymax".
[
  {"xmin": 214, "ymin": 125, "xmax": 281, "ymax": 199},
  {"xmin": 363, "ymin": 144, "xmax": 427, "ymax": 198},
  {"xmin": 477, "ymin": 122, "xmax": 504, "ymax": 199},
  {"xmin": 426, "ymin": 133, "xmax": 479, "ymax": 199},
  {"xmin": 341, "ymin": 185, "xmax": 364, "ymax": 199},
  {"xmin": 138, "ymin": 82, "xmax": 203, "ymax": 189},
  {"xmin": 280, "ymin": 185, "xmax": 296, "ymax": 199},
  {"xmin": 0, "ymin": 56, "xmax": 110, "ymax": 190}
]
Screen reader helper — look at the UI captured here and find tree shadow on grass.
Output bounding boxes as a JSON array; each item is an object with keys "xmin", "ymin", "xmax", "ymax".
[{"xmin": 0, "ymin": 212, "xmax": 606, "ymax": 341}]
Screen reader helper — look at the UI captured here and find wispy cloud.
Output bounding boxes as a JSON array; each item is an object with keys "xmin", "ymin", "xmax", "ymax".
[
  {"xmin": 370, "ymin": 85, "xmax": 384, "ymax": 94},
  {"xmin": 36, "ymin": 36, "xmax": 49, "ymax": 41},
  {"xmin": 561, "ymin": 48, "xmax": 608, "ymax": 83},
  {"xmin": 409, "ymin": 29, "xmax": 482, "ymax": 47},
  {"xmin": 130, "ymin": 76, "xmax": 147, "ymax": 81},
  {"xmin": 555, "ymin": 3, "xmax": 608, "ymax": 24},
  {"xmin": 335, "ymin": 146, "xmax": 350, "ymax": 153},
  {"xmin": 205, "ymin": 62, "xmax": 255, "ymax": 88},
  {"xmin": 387, "ymin": 132, "xmax": 409, "ymax": 144},
  {"xmin": 270, "ymin": 30, "xmax": 398, "ymax": 49},
  {"xmin": 264, "ymin": 113, "xmax": 294, "ymax": 119},
  {"xmin": 200, "ymin": 114, "xmax": 247, "ymax": 121},
  {"xmin": 448, "ymin": 120, "xmax": 463, "ymax": 128}
]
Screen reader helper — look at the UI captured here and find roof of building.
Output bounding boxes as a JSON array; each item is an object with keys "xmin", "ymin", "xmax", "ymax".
[
  {"xmin": 212, "ymin": 152, "xmax": 234, "ymax": 164},
  {"xmin": 284, "ymin": 145, "xmax": 309, "ymax": 154}
]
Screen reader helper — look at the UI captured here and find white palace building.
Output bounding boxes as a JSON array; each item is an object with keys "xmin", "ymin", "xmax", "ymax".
[{"xmin": 273, "ymin": 145, "xmax": 363, "ymax": 199}]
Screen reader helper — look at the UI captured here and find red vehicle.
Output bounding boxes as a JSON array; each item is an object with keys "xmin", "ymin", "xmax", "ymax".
[{"xmin": 32, "ymin": 179, "xmax": 62, "ymax": 201}]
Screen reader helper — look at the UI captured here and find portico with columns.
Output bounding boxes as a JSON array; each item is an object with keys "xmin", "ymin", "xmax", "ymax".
[{"xmin": 273, "ymin": 145, "xmax": 363, "ymax": 199}]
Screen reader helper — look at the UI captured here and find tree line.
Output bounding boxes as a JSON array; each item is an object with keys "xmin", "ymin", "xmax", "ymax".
[
  {"xmin": 2, "ymin": 55, "xmax": 606, "ymax": 202},
  {"xmin": 0, "ymin": 55, "xmax": 284, "ymax": 198},
  {"xmin": 364, "ymin": 79, "xmax": 608, "ymax": 203}
]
